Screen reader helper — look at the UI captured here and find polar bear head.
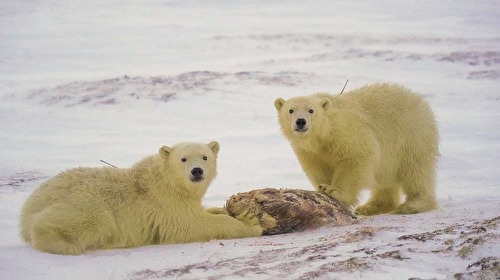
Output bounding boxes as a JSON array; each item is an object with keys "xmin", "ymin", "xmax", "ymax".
[
  {"xmin": 274, "ymin": 96, "xmax": 332, "ymax": 138},
  {"xmin": 159, "ymin": 141, "xmax": 220, "ymax": 195}
]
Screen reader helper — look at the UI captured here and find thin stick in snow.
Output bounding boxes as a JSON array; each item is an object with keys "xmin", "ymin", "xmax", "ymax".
[
  {"xmin": 100, "ymin": 160, "xmax": 118, "ymax": 168},
  {"xmin": 340, "ymin": 79, "xmax": 349, "ymax": 95}
]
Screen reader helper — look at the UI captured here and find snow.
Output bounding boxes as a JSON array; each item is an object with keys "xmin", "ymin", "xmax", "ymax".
[{"xmin": 1, "ymin": 0, "xmax": 499, "ymax": 279}]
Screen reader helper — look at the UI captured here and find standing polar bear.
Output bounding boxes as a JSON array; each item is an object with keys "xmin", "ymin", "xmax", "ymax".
[
  {"xmin": 20, "ymin": 141, "xmax": 262, "ymax": 255},
  {"xmin": 274, "ymin": 83, "xmax": 439, "ymax": 215}
]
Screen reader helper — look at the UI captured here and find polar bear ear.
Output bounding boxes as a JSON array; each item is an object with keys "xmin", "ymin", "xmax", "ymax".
[
  {"xmin": 321, "ymin": 98, "xmax": 332, "ymax": 110},
  {"xmin": 159, "ymin": 146, "xmax": 172, "ymax": 160},
  {"xmin": 274, "ymin": 98, "xmax": 286, "ymax": 111},
  {"xmin": 208, "ymin": 141, "xmax": 220, "ymax": 156}
]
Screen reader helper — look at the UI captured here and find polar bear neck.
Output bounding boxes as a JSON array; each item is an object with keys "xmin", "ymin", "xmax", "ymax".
[{"xmin": 290, "ymin": 132, "xmax": 328, "ymax": 153}]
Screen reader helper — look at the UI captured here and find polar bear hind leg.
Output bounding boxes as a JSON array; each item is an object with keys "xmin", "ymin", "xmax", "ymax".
[
  {"xmin": 394, "ymin": 154, "xmax": 438, "ymax": 214},
  {"xmin": 29, "ymin": 201, "xmax": 116, "ymax": 255}
]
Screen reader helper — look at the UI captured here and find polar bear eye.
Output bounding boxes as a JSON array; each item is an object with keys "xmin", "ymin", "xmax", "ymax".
[
  {"xmin": 289, "ymin": 109, "xmax": 294, "ymax": 114},
  {"xmin": 309, "ymin": 109, "xmax": 314, "ymax": 113},
  {"xmin": 203, "ymin": 156, "xmax": 208, "ymax": 160},
  {"xmin": 181, "ymin": 157, "xmax": 187, "ymax": 162}
]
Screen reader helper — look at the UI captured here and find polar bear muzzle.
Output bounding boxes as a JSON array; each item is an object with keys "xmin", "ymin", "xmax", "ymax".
[
  {"xmin": 295, "ymin": 118, "xmax": 308, "ymax": 132},
  {"xmin": 190, "ymin": 167, "xmax": 204, "ymax": 182}
]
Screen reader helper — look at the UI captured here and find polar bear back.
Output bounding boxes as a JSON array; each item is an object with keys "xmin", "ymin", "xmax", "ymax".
[{"xmin": 318, "ymin": 83, "xmax": 438, "ymax": 155}]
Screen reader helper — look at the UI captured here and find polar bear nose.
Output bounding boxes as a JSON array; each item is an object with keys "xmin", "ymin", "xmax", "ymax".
[
  {"xmin": 191, "ymin": 167, "xmax": 204, "ymax": 177},
  {"xmin": 295, "ymin": 118, "xmax": 307, "ymax": 128}
]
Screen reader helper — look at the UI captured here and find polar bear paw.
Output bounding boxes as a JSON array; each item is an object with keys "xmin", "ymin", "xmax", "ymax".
[
  {"xmin": 355, "ymin": 203, "xmax": 393, "ymax": 216},
  {"xmin": 318, "ymin": 184, "xmax": 343, "ymax": 200},
  {"xmin": 236, "ymin": 210, "xmax": 260, "ymax": 227},
  {"xmin": 235, "ymin": 210, "xmax": 263, "ymax": 235},
  {"xmin": 206, "ymin": 207, "xmax": 229, "ymax": 215}
]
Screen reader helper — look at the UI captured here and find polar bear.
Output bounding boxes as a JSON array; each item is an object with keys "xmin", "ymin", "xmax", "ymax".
[
  {"xmin": 20, "ymin": 141, "xmax": 262, "ymax": 255},
  {"xmin": 274, "ymin": 83, "xmax": 439, "ymax": 215}
]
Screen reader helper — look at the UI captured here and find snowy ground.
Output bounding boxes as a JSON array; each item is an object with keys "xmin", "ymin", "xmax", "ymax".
[{"xmin": 1, "ymin": 1, "xmax": 499, "ymax": 279}]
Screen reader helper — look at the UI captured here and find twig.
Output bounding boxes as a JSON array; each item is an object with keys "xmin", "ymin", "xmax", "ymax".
[
  {"xmin": 100, "ymin": 160, "xmax": 118, "ymax": 168},
  {"xmin": 339, "ymin": 79, "xmax": 349, "ymax": 95}
]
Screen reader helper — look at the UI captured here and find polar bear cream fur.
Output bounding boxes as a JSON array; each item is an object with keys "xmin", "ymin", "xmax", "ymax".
[
  {"xmin": 20, "ymin": 141, "xmax": 262, "ymax": 255},
  {"xmin": 274, "ymin": 83, "xmax": 439, "ymax": 215}
]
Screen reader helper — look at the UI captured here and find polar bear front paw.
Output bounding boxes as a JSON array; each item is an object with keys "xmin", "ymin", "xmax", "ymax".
[
  {"xmin": 236, "ymin": 210, "xmax": 260, "ymax": 227},
  {"xmin": 355, "ymin": 203, "xmax": 393, "ymax": 216},
  {"xmin": 318, "ymin": 184, "xmax": 342, "ymax": 199},
  {"xmin": 235, "ymin": 210, "xmax": 263, "ymax": 235},
  {"xmin": 206, "ymin": 207, "xmax": 229, "ymax": 215}
]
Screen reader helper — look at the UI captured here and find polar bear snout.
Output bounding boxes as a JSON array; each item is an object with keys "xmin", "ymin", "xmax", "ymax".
[
  {"xmin": 295, "ymin": 118, "xmax": 307, "ymax": 129},
  {"xmin": 294, "ymin": 118, "xmax": 309, "ymax": 133},
  {"xmin": 190, "ymin": 167, "xmax": 204, "ymax": 182}
]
